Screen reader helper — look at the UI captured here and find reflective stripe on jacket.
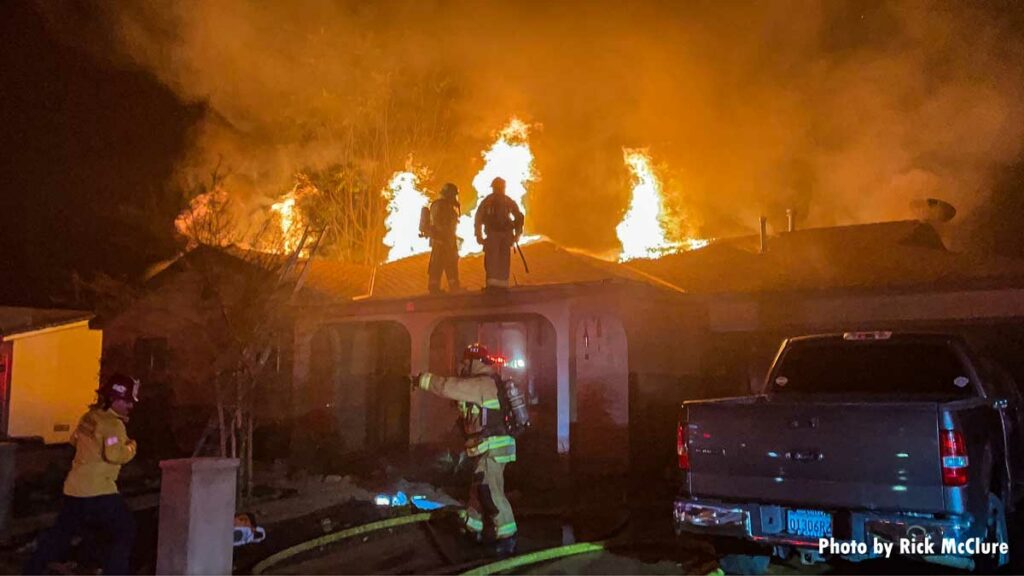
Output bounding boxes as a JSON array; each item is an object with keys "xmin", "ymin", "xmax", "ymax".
[{"xmin": 63, "ymin": 408, "xmax": 137, "ymax": 498}]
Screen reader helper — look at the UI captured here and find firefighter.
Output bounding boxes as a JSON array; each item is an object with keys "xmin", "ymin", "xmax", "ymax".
[
  {"xmin": 26, "ymin": 374, "xmax": 140, "ymax": 575},
  {"xmin": 414, "ymin": 344, "xmax": 517, "ymax": 555},
  {"xmin": 474, "ymin": 177, "xmax": 524, "ymax": 289},
  {"xmin": 426, "ymin": 182, "xmax": 462, "ymax": 294}
]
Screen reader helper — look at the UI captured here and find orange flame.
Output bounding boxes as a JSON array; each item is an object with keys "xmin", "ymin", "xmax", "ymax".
[
  {"xmin": 458, "ymin": 117, "xmax": 538, "ymax": 256},
  {"xmin": 617, "ymin": 149, "xmax": 708, "ymax": 261},
  {"xmin": 382, "ymin": 169, "xmax": 432, "ymax": 262},
  {"xmin": 270, "ymin": 186, "xmax": 306, "ymax": 254}
]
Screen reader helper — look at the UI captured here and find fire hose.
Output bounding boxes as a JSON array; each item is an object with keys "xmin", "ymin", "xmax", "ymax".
[
  {"xmin": 250, "ymin": 511, "xmax": 437, "ymax": 575},
  {"xmin": 462, "ymin": 539, "xmax": 724, "ymax": 576},
  {"xmin": 249, "ymin": 503, "xmax": 724, "ymax": 576}
]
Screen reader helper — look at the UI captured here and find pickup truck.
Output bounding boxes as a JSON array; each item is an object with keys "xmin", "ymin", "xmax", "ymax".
[{"xmin": 674, "ymin": 332, "xmax": 1023, "ymax": 573}]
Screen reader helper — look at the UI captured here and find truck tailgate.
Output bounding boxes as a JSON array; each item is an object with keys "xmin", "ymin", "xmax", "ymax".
[{"xmin": 686, "ymin": 399, "xmax": 946, "ymax": 512}]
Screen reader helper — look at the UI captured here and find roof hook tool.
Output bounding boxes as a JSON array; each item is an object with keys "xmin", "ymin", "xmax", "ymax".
[{"xmin": 515, "ymin": 240, "xmax": 530, "ymax": 274}]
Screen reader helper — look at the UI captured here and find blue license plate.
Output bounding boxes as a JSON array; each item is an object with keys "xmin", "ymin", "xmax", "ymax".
[{"xmin": 786, "ymin": 509, "xmax": 832, "ymax": 539}]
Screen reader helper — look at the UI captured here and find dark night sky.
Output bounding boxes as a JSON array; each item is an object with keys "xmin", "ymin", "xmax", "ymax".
[
  {"xmin": 0, "ymin": 0, "xmax": 200, "ymax": 307},
  {"xmin": 3, "ymin": 0, "xmax": 1024, "ymax": 309}
]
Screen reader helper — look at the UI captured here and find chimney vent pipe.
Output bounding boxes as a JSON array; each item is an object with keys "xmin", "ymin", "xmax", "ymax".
[
  {"xmin": 786, "ymin": 209, "xmax": 795, "ymax": 232},
  {"xmin": 759, "ymin": 216, "xmax": 768, "ymax": 254}
]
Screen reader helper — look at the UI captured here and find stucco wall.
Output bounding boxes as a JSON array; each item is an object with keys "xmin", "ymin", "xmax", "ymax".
[{"xmin": 7, "ymin": 323, "xmax": 102, "ymax": 444}]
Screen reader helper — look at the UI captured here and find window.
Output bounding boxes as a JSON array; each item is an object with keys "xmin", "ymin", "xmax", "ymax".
[
  {"xmin": 771, "ymin": 341, "xmax": 973, "ymax": 398},
  {"xmin": 133, "ymin": 337, "xmax": 169, "ymax": 374}
]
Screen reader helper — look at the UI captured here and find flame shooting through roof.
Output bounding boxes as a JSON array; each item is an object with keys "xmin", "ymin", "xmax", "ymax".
[
  {"xmin": 382, "ymin": 170, "xmax": 432, "ymax": 262},
  {"xmin": 457, "ymin": 117, "xmax": 538, "ymax": 256}
]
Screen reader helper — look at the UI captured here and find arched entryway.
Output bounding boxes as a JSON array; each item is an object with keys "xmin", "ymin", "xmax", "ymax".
[
  {"xmin": 306, "ymin": 321, "xmax": 412, "ymax": 455},
  {"xmin": 425, "ymin": 314, "xmax": 559, "ymax": 470}
]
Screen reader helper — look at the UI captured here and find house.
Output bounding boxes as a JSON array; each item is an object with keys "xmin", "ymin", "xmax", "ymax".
[
  {"xmin": 289, "ymin": 219, "xmax": 1024, "ymax": 478},
  {"xmin": 95, "ymin": 246, "xmax": 300, "ymax": 459},
  {"xmin": 294, "ymin": 241, "xmax": 703, "ymax": 475},
  {"xmin": 0, "ymin": 307, "xmax": 101, "ymax": 444},
  {"xmin": 628, "ymin": 220, "xmax": 1024, "ymax": 393}
]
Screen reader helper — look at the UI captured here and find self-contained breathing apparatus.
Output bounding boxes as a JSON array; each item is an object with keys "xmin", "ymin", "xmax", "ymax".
[
  {"xmin": 494, "ymin": 373, "xmax": 531, "ymax": 438},
  {"xmin": 462, "ymin": 344, "xmax": 531, "ymax": 438}
]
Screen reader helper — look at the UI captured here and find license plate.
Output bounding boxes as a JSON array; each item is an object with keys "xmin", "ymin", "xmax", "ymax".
[{"xmin": 786, "ymin": 509, "xmax": 832, "ymax": 539}]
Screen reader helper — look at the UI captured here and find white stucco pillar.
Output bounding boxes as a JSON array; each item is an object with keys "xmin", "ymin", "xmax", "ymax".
[
  {"xmin": 548, "ymin": 304, "xmax": 573, "ymax": 454},
  {"xmin": 403, "ymin": 314, "xmax": 435, "ymax": 445},
  {"xmin": 156, "ymin": 458, "xmax": 239, "ymax": 575}
]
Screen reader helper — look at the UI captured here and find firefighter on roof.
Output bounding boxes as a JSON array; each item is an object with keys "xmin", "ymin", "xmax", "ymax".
[
  {"xmin": 421, "ymin": 182, "xmax": 462, "ymax": 294},
  {"xmin": 474, "ymin": 177, "xmax": 524, "ymax": 289},
  {"xmin": 26, "ymin": 373, "xmax": 140, "ymax": 575},
  {"xmin": 414, "ymin": 343, "xmax": 526, "ymax": 555}
]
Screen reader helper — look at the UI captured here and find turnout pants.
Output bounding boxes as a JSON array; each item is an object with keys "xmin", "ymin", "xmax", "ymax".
[
  {"xmin": 462, "ymin": 454, "xmax": 516, "ymax": 540},
  {"xmin": 428, "ymin": 240, "xmax": 460, "ymax": 293},
  {"xmin": 483, "ymin": 236, "xmax": 513, "ymax": 288},
  {"xmin": 25, "ymin": 493, "xmax": 136, "ymax": 575}
]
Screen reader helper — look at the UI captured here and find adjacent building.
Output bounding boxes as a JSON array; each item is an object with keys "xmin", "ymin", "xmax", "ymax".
[{"xmin": 0, "ymin": 307, "xmax": 101, "ymax": 444}]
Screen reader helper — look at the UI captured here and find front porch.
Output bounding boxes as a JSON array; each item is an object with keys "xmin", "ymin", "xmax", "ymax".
[{"xmin": 291, "ymin": 283, "xmax": 637, "ymax": 473}]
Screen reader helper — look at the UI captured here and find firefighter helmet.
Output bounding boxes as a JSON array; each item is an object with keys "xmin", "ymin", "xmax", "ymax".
[
  {"xmin": 99, "ymin": 373, "xmax": 140, "ymax": 403},
  {"xmin": 490, "ymin": 177, "xmax": 506, "ymax": 193},
  {"xmin": 440, "ymin": 182, "xmax": 458, "ymax": 200},
  {"xmin": 463, "ymin": 343, "xmax": 495, "ymax": 365}
]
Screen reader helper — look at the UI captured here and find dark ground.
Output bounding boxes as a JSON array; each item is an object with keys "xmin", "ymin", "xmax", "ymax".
[{"xmin": 3, "ymin": 448, "xmax": 1023, "ymax": 575}]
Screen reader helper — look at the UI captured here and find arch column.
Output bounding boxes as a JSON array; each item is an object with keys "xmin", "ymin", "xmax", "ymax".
[
  {"xmin": 522, "ymin": 301, "xmax": 572, "ymax": 455},
  {"xmin": 400, "ymin": 313, "xmax": 441, "ymax": 445}
]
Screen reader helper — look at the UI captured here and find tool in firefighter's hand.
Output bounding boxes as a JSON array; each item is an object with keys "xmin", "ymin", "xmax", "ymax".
[{"xmin": 514, "ymin": 239, "xmax": 530, "ymax": 274}]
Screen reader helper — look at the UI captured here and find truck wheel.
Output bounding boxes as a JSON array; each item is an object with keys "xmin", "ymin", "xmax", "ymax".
[
  {"xmin": 718, "ymin": 554, "xmax": 770, "ymax": 575},
  {"xmin": 975, "ymin": 492, "xmax": 1009, "ymax": 572}
]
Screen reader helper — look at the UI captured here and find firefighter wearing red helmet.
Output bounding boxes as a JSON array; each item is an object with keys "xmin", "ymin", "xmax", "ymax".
[
  {"xmin": 414, "ymin": 343, "xmax": 518, "ymax": 555},
  {"xmin": 474, "ymin": 177, "xmax": 524, "ymax": 289},
  {"xmin": 26, "ymin": 373, "xmax": 139, "ymax": 575}
]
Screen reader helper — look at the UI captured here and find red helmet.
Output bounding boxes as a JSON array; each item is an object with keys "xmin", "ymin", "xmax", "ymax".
[
  {"xmin": 463, "ymin": 343, "xmax": 494, "ymax": 365},
  {"xmin": 99, "ymin": 373, "xmax": 140, "ymax": 403}
]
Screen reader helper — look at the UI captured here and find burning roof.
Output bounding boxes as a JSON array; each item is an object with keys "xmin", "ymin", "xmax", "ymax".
[
  {"xmin": 298, "ymin": 220, "xmax": 1024, "ymax": 304},
  {"xmin": 627, "ymin": 220, "xmax": 1024, "ymax": 293},
  {"xmin": 301, "ymin": 239, "xmax": 652, "ymax": 302}
]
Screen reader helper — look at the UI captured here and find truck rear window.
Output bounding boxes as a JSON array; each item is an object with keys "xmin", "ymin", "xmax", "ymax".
[{"xmin": 770, "ymin": 341, "xmax": 974, "ymax": 397}]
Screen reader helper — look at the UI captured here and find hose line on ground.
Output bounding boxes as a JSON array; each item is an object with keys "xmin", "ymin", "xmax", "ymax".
[
  {"xmin": 250, "ymin": 511, "xmax": 437, "ymax": 575},
  {"xmin": 461, "ymin": 539, "xmax": 726, "ymax": 576},
  {"xmin": 461, "ymin": 541, "xmax": 612, "ymax": 575}
]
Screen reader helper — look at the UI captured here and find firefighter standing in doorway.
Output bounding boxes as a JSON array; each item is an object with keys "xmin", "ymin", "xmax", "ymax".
[
  {"xmin": 474, "ymin": 177, "xmax": 524, "ymax": 289},
  {"xmin": 414, "ymin": 343, "xmax": 526, "ymax": 555},
  {"xmin": 26, "ymin": 374, "xmax": 140, "ymax": 575},
  {"xmin": 423, "ymin": 182, "xmax": 462, "ymax": 294}
]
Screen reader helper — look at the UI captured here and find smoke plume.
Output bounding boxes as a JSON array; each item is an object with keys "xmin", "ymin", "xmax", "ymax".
[{"xmin": 40, "ymin": 0, "xmax": 1024, "ymax": 252}]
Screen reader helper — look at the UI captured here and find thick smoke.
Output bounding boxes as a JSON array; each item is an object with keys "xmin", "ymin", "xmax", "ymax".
[{"xmin": 41, "ymin": 0, "xmax": 1024, "ymax": 252}]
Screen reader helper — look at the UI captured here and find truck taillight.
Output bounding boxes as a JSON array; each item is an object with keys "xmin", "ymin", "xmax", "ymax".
[
  {"xmin": 677, "ymin": 419, "xmax": 690, "ymax": 470},
  {"xmin": 940, "ymin": 429, "xmax": 968, "ymax": 487}
]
